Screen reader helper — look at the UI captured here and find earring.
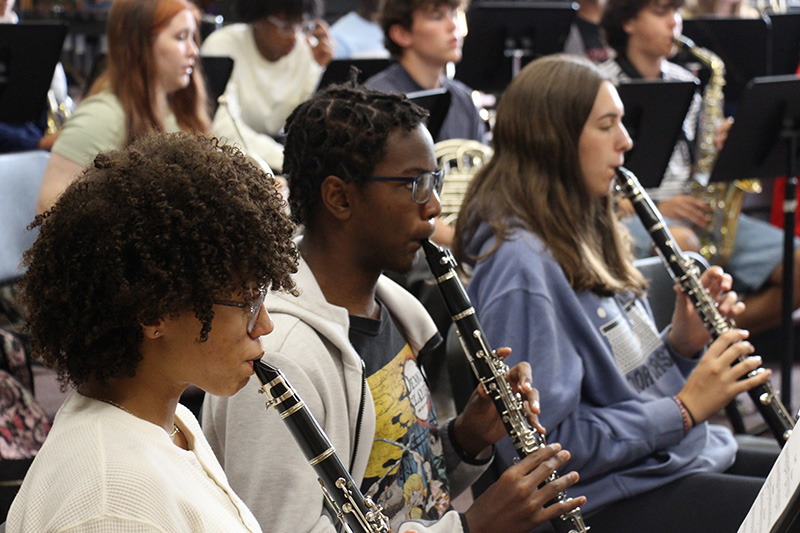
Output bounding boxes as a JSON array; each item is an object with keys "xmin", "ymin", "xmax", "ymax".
[{"xmin": 153, "ymin": 331, "xmax": 161, "ymax": 337}]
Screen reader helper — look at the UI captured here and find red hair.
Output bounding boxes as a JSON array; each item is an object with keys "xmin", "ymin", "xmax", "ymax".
[{"xmin": 91, "ymin": 0, "xmax": 210, "ymax": 143}]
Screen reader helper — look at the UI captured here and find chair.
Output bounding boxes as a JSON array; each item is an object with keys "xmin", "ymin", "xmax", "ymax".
[
  {"xmin": 200, "ymin": 55, "xmax": 234, "ymax": 116},
  {"xmin": 0, "ymin": 150, "xmax": 49, "ymax": 286},
  {"xmin": 633, "ymin": 252, "xmax": 709, "ymax": 331}
]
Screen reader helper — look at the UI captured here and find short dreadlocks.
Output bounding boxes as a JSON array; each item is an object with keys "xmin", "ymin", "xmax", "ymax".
[{"xmin": 283, "ymin": 82, "xmax": 428, "ymax": 229}]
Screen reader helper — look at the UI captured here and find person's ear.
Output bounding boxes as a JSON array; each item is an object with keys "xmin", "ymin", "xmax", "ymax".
[
  {"xmin": 141, "ymin": 320, "xmax": 167, "ymax": 340},
  {"xmin": 388, "ymin": 23, "xmax": 413, "ymax": 50},
  {"xmin": 320, "ymin": 175, "xmax": 353, "ymax": 221},
  {"xmin": 622, "ymin": 18, "xmax": 635, "ymax": 36}
]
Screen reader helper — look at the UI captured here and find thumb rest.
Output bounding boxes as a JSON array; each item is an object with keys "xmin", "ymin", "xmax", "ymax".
[
  {"xmin": 435, "ymin": 139, "xmax": 493, "ymax": 226},
  {"xmin": 254, "ymin": 360, "xmax": 391, "ymax": 532},
  {"xmin": 674, "ymin": 35, "xmax": 762, "ymax": 266}
]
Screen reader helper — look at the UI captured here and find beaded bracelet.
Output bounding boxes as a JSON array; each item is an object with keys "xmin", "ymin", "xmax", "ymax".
[
  {"xmin": 673, "ymin": 396, "xmax": 693, "ymax": 435},
  {"xmin": 684, "ymin": 400, "xmax": 697, "ymax": 426}
]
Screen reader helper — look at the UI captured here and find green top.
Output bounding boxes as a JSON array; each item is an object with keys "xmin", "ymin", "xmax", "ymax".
[{"xmin": 53, "ymin": 91, "xmax": 180, "ymax": 168}]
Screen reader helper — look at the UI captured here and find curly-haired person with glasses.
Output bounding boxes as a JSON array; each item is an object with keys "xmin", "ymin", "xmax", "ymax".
[
  {"xmin": 202, "ymin": 83, "xmax": 584, "ymax": 533},
  {"xmin": 6, "ymin": 132, "xmax": 298, "ymax": 532}
]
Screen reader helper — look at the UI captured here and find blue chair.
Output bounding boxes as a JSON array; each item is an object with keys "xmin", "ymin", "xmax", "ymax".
[{"xmin": 0, "ymin": 150, "xmax": 49, "ymax": 286}]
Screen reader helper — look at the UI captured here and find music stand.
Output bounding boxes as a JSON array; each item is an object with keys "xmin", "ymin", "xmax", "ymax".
[
  {"xmin": 615, "ymin": 80, "xmax": 698, "ymax": 189},
  {"xmin": 768, "ymin": 13, "xmax": 800, "ymax": 76},
  {"xmin": 407, "ymin": 87, "xmax": 451, "ymax": 142},
  {"xmin": 709, "ymin": 75, "xmax": 800, "ymax": 410},
  {"xmin": 316, "ymin": 58, "xmax": 392, "ymax": 90},
  {"xmin": 200, "ymin": 55, "xmax": 234, "ymax": 115},
  {"xmin": 0, "ymin": 22, "xmax": 68, "ymax": 124},
  {"xmin": 680, "ymin": 17, "xmax": 770, "ymax": 109},
  {"xmin": 454, "ymin": 1, "xmax": 578, "ymax": 94}
]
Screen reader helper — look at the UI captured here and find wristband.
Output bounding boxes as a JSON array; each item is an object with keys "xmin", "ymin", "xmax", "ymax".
[{"xmin": 673, "ymin": 396, "xmax": 693, "ymax": 435}]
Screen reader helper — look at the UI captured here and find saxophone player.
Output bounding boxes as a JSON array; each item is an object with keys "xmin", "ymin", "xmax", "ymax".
[
  {"xmin": 202, "ymin": 83, "xmax": 585, "ymax": 533},
  {"xmin": 599, "ymin": 0, "xmax": 800, "ymax": 335}
]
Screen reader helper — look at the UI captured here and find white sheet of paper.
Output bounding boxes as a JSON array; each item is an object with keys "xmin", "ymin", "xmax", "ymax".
[{"xmin": 738, "ymin": 427, "xmax": 800, "ymax": 533}]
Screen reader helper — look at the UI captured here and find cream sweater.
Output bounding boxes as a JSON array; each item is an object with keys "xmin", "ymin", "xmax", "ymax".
[{"xmin": 7, "ymin": 391, "xmax": 261, "ymax": 532}]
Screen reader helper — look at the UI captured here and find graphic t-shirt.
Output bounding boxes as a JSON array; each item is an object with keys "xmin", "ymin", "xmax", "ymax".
[{"xmin": 349, "ymin": 303, "xmax": 450, "ymax": 530}]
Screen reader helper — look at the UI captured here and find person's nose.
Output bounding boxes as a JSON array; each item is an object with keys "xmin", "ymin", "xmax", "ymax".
[
  {"xmin": 249, "ymin": 307, "xmax": 274, "ymax": 338},
  {"xmin": 617, "ymin": 122, "xmax": 633, "ymax": 153},
  {"xmin": 188, "ymin": 38, "xmax": 199, "ymax": 60},
  {"xmin": 422, "ymin": 188, "xmax": 442, "ymax": 220}
]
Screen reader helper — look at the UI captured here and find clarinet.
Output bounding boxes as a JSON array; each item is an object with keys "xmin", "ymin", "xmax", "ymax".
[
  {"xmin": 615, "ymin": 166, "xmax": 796, "ymax": 446},
  {"xmin": 421, "ymin": 239, "xmax": 589, "ymax": 533},
  {"xmin": 253, "ymin": 360, "xmax": 391, "ymax": 533}
]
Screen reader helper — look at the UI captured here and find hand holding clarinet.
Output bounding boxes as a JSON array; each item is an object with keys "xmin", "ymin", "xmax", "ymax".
[
  {"xmin": 459, "ymin": 348, "xmax": 586, "ymax": 533},
  {"xmin": 616, "ymin": 166, "xmax": 794, "ymax": 444},
  {"xmin": 422, "ymin": 239, "xmax": 588, "ymax": 533}
]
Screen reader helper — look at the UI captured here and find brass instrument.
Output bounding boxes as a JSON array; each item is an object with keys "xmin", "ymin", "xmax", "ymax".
[
  {"xmin": 45, "ymin": 89, "xmax": 73, "ymax": 134},
  {"xmin": 675, "ymin": 36, "xmax": 761, "ymax": 266},
  {"xmin": 434, "ymin": 139, "xmax": 493, "ymax": 226}
]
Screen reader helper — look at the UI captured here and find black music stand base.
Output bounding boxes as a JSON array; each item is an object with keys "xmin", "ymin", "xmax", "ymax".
[{"xmin": 780, "ymin": 129, "xmax": 798, "ymax": 409}]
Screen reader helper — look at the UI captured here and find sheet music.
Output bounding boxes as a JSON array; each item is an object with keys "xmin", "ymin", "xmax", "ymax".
[{"xmin": 738, "ymin": 427, "xmax": 800, "ymax": 533}]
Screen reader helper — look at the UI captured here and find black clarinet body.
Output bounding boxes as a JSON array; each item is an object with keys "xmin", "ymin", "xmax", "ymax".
[
  {"xmin": 253, "ymin": 360, "xmax": 391, "ymax": 533},
  {"xmin": 421, "ymin": 239, "xmax": 589, "ymax": 533},
  {"xmin": 615, "ymin": 166, "xmax": 795, "ymax": 446}
]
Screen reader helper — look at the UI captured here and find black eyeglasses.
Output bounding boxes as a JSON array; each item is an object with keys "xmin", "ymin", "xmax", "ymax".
[
  {"xmin": 213, "ymin": 288, "xmax": 267, "ymax": 334},
  {"xmin": 367, "ymin": 169, "xmax": 445, "ymax": 204}
]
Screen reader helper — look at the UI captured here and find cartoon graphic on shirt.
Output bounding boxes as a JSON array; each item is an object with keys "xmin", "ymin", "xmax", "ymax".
[{"xmin": 362, "ymin": 344, "xmax": 450, "ymax": 529}]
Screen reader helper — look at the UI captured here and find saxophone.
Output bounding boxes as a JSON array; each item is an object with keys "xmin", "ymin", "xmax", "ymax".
[
  {"xmin": 45, "ymin": 89, "xmax": 73, "ymax": 134},
  {"xmin": 253, "ymin": 360, "xmax": 391, "ymax": 533},
  {"xmin": 675, "ymin": 35, "xmax": 761, "ymax": 267},
  {"xmin": 421, "ymin": 239, "xmax": 589, "ymax": 533},
  {"xmin": 616, "ymin": 167, "xmax": 795, "ymax": 446}
]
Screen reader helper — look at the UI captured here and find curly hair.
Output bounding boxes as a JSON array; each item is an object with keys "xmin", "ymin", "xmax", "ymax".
[
  {"xmin": 22, "ymin": 132, "xmax": 298, "ymax": 388},
  {"xmin": 235, "ymin": 0, "xmax": 321, "ymax": 22},
  {"xmin": 282, "ymin": 82, "xmax": 428, "ymax": 228},
  {"xmin": 601, "ymin": 0, "xmax": 684, "ymax": 56},
  {"xmin": 380, "ymin": 0, "xmax": 463, "ymax": 58}
]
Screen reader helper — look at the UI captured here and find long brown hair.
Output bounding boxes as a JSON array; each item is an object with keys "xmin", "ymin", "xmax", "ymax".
[
  {"xmin": 453, "ymin": 54, "xmax": 646, "ymax": 296},
  {"xmin": 90, "ymin": 0, "xmax": 211, "ymax": 143}
]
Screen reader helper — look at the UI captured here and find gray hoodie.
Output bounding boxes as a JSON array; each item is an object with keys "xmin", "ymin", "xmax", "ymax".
[{"xmin": 203, "ymin": 254, "xmax": 487, "ymax": 532}]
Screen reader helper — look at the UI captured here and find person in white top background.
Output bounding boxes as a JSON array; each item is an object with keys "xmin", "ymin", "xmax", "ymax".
[{"xmin": 201, "ymin": 0, "xmax": 333, "ymax": 172}]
